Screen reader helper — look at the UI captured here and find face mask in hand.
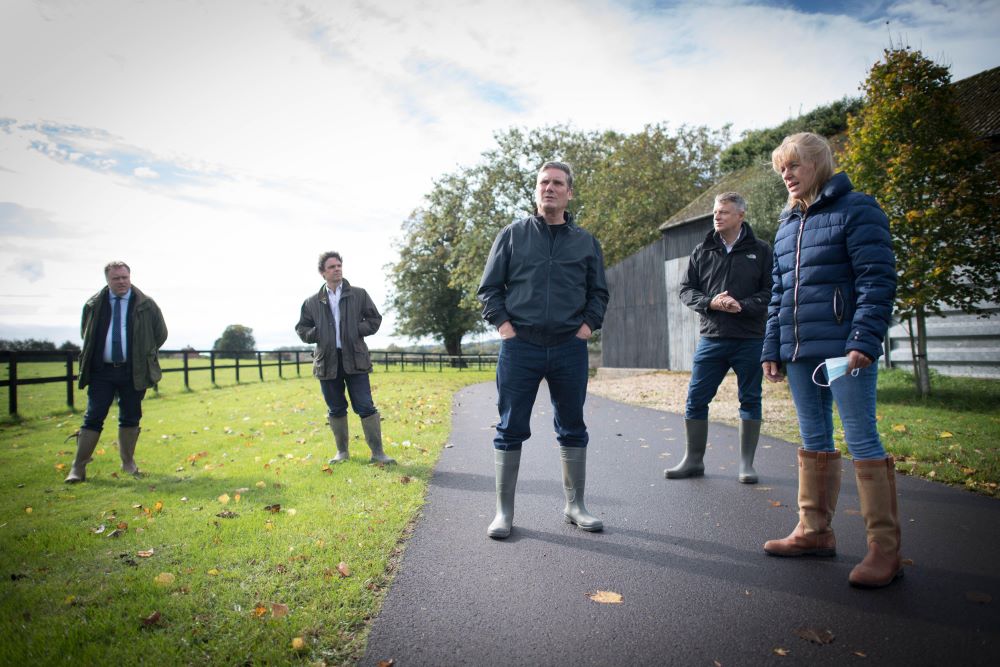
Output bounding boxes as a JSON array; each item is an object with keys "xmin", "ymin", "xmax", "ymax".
[{"xmin": 812, "ymin": 356, "xmax": 860, "ymax": 387}]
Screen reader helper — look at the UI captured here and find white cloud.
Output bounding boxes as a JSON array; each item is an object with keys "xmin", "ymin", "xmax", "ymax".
[{"xmin": 0, "ymin": 0, "xmax": 997, "ymax": 349}]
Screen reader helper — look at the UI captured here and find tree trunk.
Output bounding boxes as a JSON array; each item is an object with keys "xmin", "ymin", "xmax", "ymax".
[
  {"xmin": 444, "ymin": 336, "xmax": 466, "ymax": 368},
  {"xmin": 914, "ymin": 306, "xmax": 932, "ymax": 397}
]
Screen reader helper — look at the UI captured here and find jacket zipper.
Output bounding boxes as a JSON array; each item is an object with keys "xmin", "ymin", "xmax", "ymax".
[{"xmin": 791, "ymin": 212, "xmax": 807, "ymax": 361}]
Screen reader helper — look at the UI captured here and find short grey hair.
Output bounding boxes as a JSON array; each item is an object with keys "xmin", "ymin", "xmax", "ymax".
[
  {"xmin": 103, "ymin": 261, "xmax": 131, "ymax": 276},
  {"xmin": 539, "ymin": 161, "xmax": 574, "ymax": 190},
  {"xmin": 714, "ymin": 192, "xmax": 746, "ymax": 213}
]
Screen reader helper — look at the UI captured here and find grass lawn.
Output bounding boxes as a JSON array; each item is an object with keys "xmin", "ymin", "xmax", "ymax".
[{"xmin": 0, "ymin": 368, "xmax": 494, "ymax": 666}]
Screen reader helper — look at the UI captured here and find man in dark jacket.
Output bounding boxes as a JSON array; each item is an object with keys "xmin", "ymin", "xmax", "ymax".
[
  {"xmin": 477, "ymin": 161, "xmax": 610, "ymax": 539},
  {"xmin": 666, "ymin": 192, "xmax": 773, "ymax": 484},
  {"xmin": 296, "ymin": 251, "xmax": 393, "ymax": 465},
  {"xmin": 66, "ymin": 261, "xmax": 168, "ymax": 483}
]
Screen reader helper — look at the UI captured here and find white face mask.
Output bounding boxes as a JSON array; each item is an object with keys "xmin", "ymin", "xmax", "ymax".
[{"xmin": 812, "ymin": 356, "xmax": 860, "ymax": 387}]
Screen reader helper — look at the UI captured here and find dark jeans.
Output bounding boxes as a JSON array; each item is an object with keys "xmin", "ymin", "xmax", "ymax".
[
  {"xmin": 319, "ymin": 350, "xmax": 377, "ymax": 418},
  {"xmin": 493, "ymin": 335, "xmax": 589, "ymax": 451},
  {"xmin": 82, "ymin": 363, "xmax": 146, "ymax": 432},
  {"xmin": 685, "ymin": 337, "xmax": 764, "ymax": 420}
]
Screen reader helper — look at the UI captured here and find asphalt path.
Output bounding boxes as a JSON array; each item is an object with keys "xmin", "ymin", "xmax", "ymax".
[{"xmin": 362, "ymin": 381, "xmax": 1000, "ymax": 666}]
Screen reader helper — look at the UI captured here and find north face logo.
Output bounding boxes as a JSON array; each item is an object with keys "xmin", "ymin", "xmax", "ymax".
[{"xmin": 747, "ymin": 254, "xmax": 757, "ymax": 259}]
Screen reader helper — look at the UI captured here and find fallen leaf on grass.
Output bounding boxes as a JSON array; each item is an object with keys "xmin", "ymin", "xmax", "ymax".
[
  {"xmin": 93, "ymin": 524, "xmax": 106, "ymax": 535},
  {"xmin": 154, "ymin": 572, "xmax": 175, "ymax": 586},
  {"xmin": 264, "ymin": 504, "xmax": 281, "ymax": 513},
  {"xmin": 586, "ymin": 590, "xmax": 623, "ymax": 604},
  {"xmin": 337, "ymin": 562, "xmax": 351, "ymax": 578},
  {"xmin": 891, "ymin": 424, "xmax": 907, "ymax": 433},
  {"xmin": 106, "ymin": 529, "xmax": 125, "ymax": 539},
  {"xmin": 795, "ymin": 627, "xmax": 835, "ymax": 644},
  {"xmin": 218, "ymin": 493, "xmax": 230, "ymax": 504},
  {"xmin": 55, "ymin": 463, "xmax": 66, "ymax": 471},
  {"xmin": 939, "ymin": 431, "xmax": 953, "ymax": 439},
  {"xmin": 253, "ymin": 603, "xmax": 267, "ymax": 618},
  {"xmin": 271, "ymin": 602, "xmax": 289, "ymax": 618},
  {"xmin": 140, "ymin": 611, "xmax": 162, "ymax": 628},
  {"xmin": 117, "ymin": 521, "xmax": 128, "ymax": 530},
  {"xmin": 137, "ymin": 549, "xmax": 155, "ymax": 558},
  {"xmin": 255, "ymin": 481, "xmax": 266, "ymax": 488},
  {"xmin": 400, "ymin": 476, "xmax": 411, "ymax": 484},
  {"xmin": 24, "ymin": 507, "xmax": 32, "ymax": 514},
  {"xmin": 216, "ymin": 511, "xmax": 239, "ymax": 519},
  {"xmin": 773, "ymin": 647, "xmax": 789, "ymax": 656},
  {"xmin": 154, "ymin": 501, "xmax": 163, "ymax": 513},
  {"xmin": 64, "ymin": 595, "xmax": 76, "ymax": 605},
  {"xmin": 291, "ymin": 637, "xmax": 306, "ymax": 652},
  {"xmin": 207, "ymin": 568, "xmax": 220, "ymax": 576}
]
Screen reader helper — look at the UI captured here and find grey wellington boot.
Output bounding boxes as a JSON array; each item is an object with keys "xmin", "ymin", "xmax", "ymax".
[
  {"xmin": 327, "ymin": 415, "xmax": 350, "ymax": 463},
  {"xmin": 487, "ymin": 448, "xmax": 522, "ymax": 539},
  {"xmin": 665, "ymin": 418, "xmax": 708, "ymax": 479},
  {"xmin": 560, "ymin": 446, "xmax": 603, "ymax": 532},
  {"xmin": 361, "ymin": 413, "xmax": 395, "ymax": 464},
  {"xmin": 738, "ymin": 419, "xmax": 761, "ymax": 484},
  {"xmin": 118, "ymin": 426, "xmax": 142, "ymax": 477},
  {"xmin": 65, "ymin": 428, "xmax": 101, "ymax": 483}
]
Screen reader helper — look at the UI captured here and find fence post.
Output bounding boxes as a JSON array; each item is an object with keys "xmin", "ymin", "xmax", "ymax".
[
  {"xmin": 295, "ymin": 350, "xmax": 301, "ymax": 376},
  {"xmin": 384, "ymin": 351, "xmax": 389, "ymax": 371},
  {"xmin": 235, "ymin": 355, "xmax": 241, "ymax": 384},
  {"xmin": 8, "ymin": 352, "xmax": 17, "ymax": 416},
  {"xmin": 65, "ymin": 351, "xmax": 75, "ymax": 409},
  {"xmin": 257, "ymin": 351, "xmax": 264, "ymax": 381},
  {"xmin": 210, "ymin": 351, "xmax": 217, "ymax": 385},
  {"xmin": 183, "ymin": 350, "xmax": 190, "ymax": 390},
  {"xmin": 278, "ymin": 352, "xmax": 283, "ymax": 379}
]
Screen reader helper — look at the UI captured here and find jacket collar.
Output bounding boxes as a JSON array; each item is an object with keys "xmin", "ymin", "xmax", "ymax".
[
  {"xmin": 780, "ymin": 171, "xmax": 854, "ymax": 221},
  {"xmin": 318, "ymin": 278, "xmax": 352, "ymax": 304},
  {"xmin": 704, "ymin": 222, "xmax": 757, "ymax": 249},
  {"xmin": 88, "ymin": 285, "xmax": 147, "ymax": 309},
  {"xmin": 531, "ymin": 211, "xmax": 575, "ymax": 227}
]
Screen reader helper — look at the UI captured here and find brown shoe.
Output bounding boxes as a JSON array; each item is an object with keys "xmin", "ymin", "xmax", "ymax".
[
  {"xmin": 764, "ymin": 449, "xmax": 841, "ymax": 557},
  {"xmin": 849, "ymin": 457, "xmax": 903, "ymax": 588}
]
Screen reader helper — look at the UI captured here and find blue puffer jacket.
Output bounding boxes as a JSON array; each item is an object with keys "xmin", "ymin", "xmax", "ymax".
[{"xmin": 761, "ymin": 172, "xmax": 896, "ymax": 364}]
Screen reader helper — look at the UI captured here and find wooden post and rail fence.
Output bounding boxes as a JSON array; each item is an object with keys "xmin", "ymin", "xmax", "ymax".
[{"xmin": 0, "ymin": 348, "xmax": 498, "ymax": 417}]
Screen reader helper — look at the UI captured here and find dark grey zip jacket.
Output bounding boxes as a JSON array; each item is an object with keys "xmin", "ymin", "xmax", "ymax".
[
  {"xmin": 679, "ymin": 223, "xmax": 773, "ymax": 338},
  {"xmin": 477, "ymin": 214, "xmax": 609, "ymax": 347}
]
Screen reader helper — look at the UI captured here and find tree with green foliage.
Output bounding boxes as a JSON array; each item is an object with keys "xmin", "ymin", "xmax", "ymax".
[
  {"xmin": 741, "ymin": 163, "xmax": 788, "ymax": 244},
  {"xmin": 720, "ymin": 97, "xmax": 861, "ymax": 173},
  {"xmin": 0, "ymin": 338, "xmax": 57, "ymax": 351},
  {"xmin": 583, "ymin": 123, "xmax": 727, "ymax": 265},
  {"xmin": 386, "ymin": 174, "xmax": 484, "ymax": 356},
  {"xmin": 213, "ymin": 324, "xmax": 256, "ymax": 359},
  {"xmin": 841, "ymin": 46, "xmax": 1000, "ymax": 397}
]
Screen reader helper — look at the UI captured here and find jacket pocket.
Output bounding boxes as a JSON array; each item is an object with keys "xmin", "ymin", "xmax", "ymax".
[
  {"xmin": 833, "ymin": 287, "xmax": 844, "ymax": 324},
  {"xmin": 148, "ymin": 352, "xmax": 163, "ymax": 384}
]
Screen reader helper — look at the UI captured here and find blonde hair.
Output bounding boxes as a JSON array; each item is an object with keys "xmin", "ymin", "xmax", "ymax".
[{"xmin": 771, "ymin": 132, "xmax": 835, "ymax": 210}]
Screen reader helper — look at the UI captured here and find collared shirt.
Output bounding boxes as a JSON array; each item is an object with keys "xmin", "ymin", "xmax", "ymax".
[
  {"xmin": 103, "ymin": 288, "xmax": 132, "ymax": 362},
  {"xmin": 717, "ymin": 224, "xmax": 746, "ymax": 254},
  {"xmin": 326, "ymin": 283, "xmax": 342, "ymax": 349}
]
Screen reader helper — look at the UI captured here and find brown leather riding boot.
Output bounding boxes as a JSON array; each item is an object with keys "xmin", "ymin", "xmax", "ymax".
[
  {"xmin": 764, "ymin": 448, "xmax": 841, "ymax": 557},
  {"xmin": 849, "ymin": 456, "xmax": 904, "ymax": 588}
]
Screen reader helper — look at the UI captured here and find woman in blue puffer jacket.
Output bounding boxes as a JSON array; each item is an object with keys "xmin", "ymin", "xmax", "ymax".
[{"xmin": 760, "ymin": 132, "xmax": 902, "ymax": 588}]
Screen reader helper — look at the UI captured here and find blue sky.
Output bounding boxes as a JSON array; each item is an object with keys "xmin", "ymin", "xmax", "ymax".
[{"xmin": 1, "ymin": 0, "xmax": 998, "ymax": 349}]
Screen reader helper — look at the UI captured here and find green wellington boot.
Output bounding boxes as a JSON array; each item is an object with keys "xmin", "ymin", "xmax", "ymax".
[
  {"xmin": 738, "ymin": 419, "xmax": 761, "ymax": 484},
  {"xmin": 487, "ymin": 448, "xmax": 522, "ymax": 539},
  {"xmin": 64, "ymin": 428, "xmax": 101, "ymax": 483},
  {"xmin": 361, "ymin": 414, "xmax": 395, "ymax": 464},
  {"xmin": 560, "ymin": 446, "xmax": 603, "ymax": 531},
  {"xmin": 327, "ymin": 415, "xmax": 350, "ymax": 463},
  {"xmin": 665, "ymin": 418, "xmax": 708, "ymax": 479}
]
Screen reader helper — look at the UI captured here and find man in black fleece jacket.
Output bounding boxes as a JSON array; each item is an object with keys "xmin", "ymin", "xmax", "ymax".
[{"xmin": 667, "ymin": 192, "xmax": 773, "ymax": 484}]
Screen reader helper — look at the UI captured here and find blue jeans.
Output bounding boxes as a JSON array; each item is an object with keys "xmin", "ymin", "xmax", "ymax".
[
  {"xmin": 494, "ymin": 335, "xmax": 589, "ymax": 451},
  {"xmin": 686, "ymin": 337, "xmax": 763, "ymax": 420},
  {"xmin": 785, "ymin": 359, "xmax": 886, "ymax": 460},
  {"xmin": 319, "ymin": 350, "xmax": 377, "ymax": 418},
  {"xmin": 82, "ymin": 363, "xmax": 146, "ymax": 432}
]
